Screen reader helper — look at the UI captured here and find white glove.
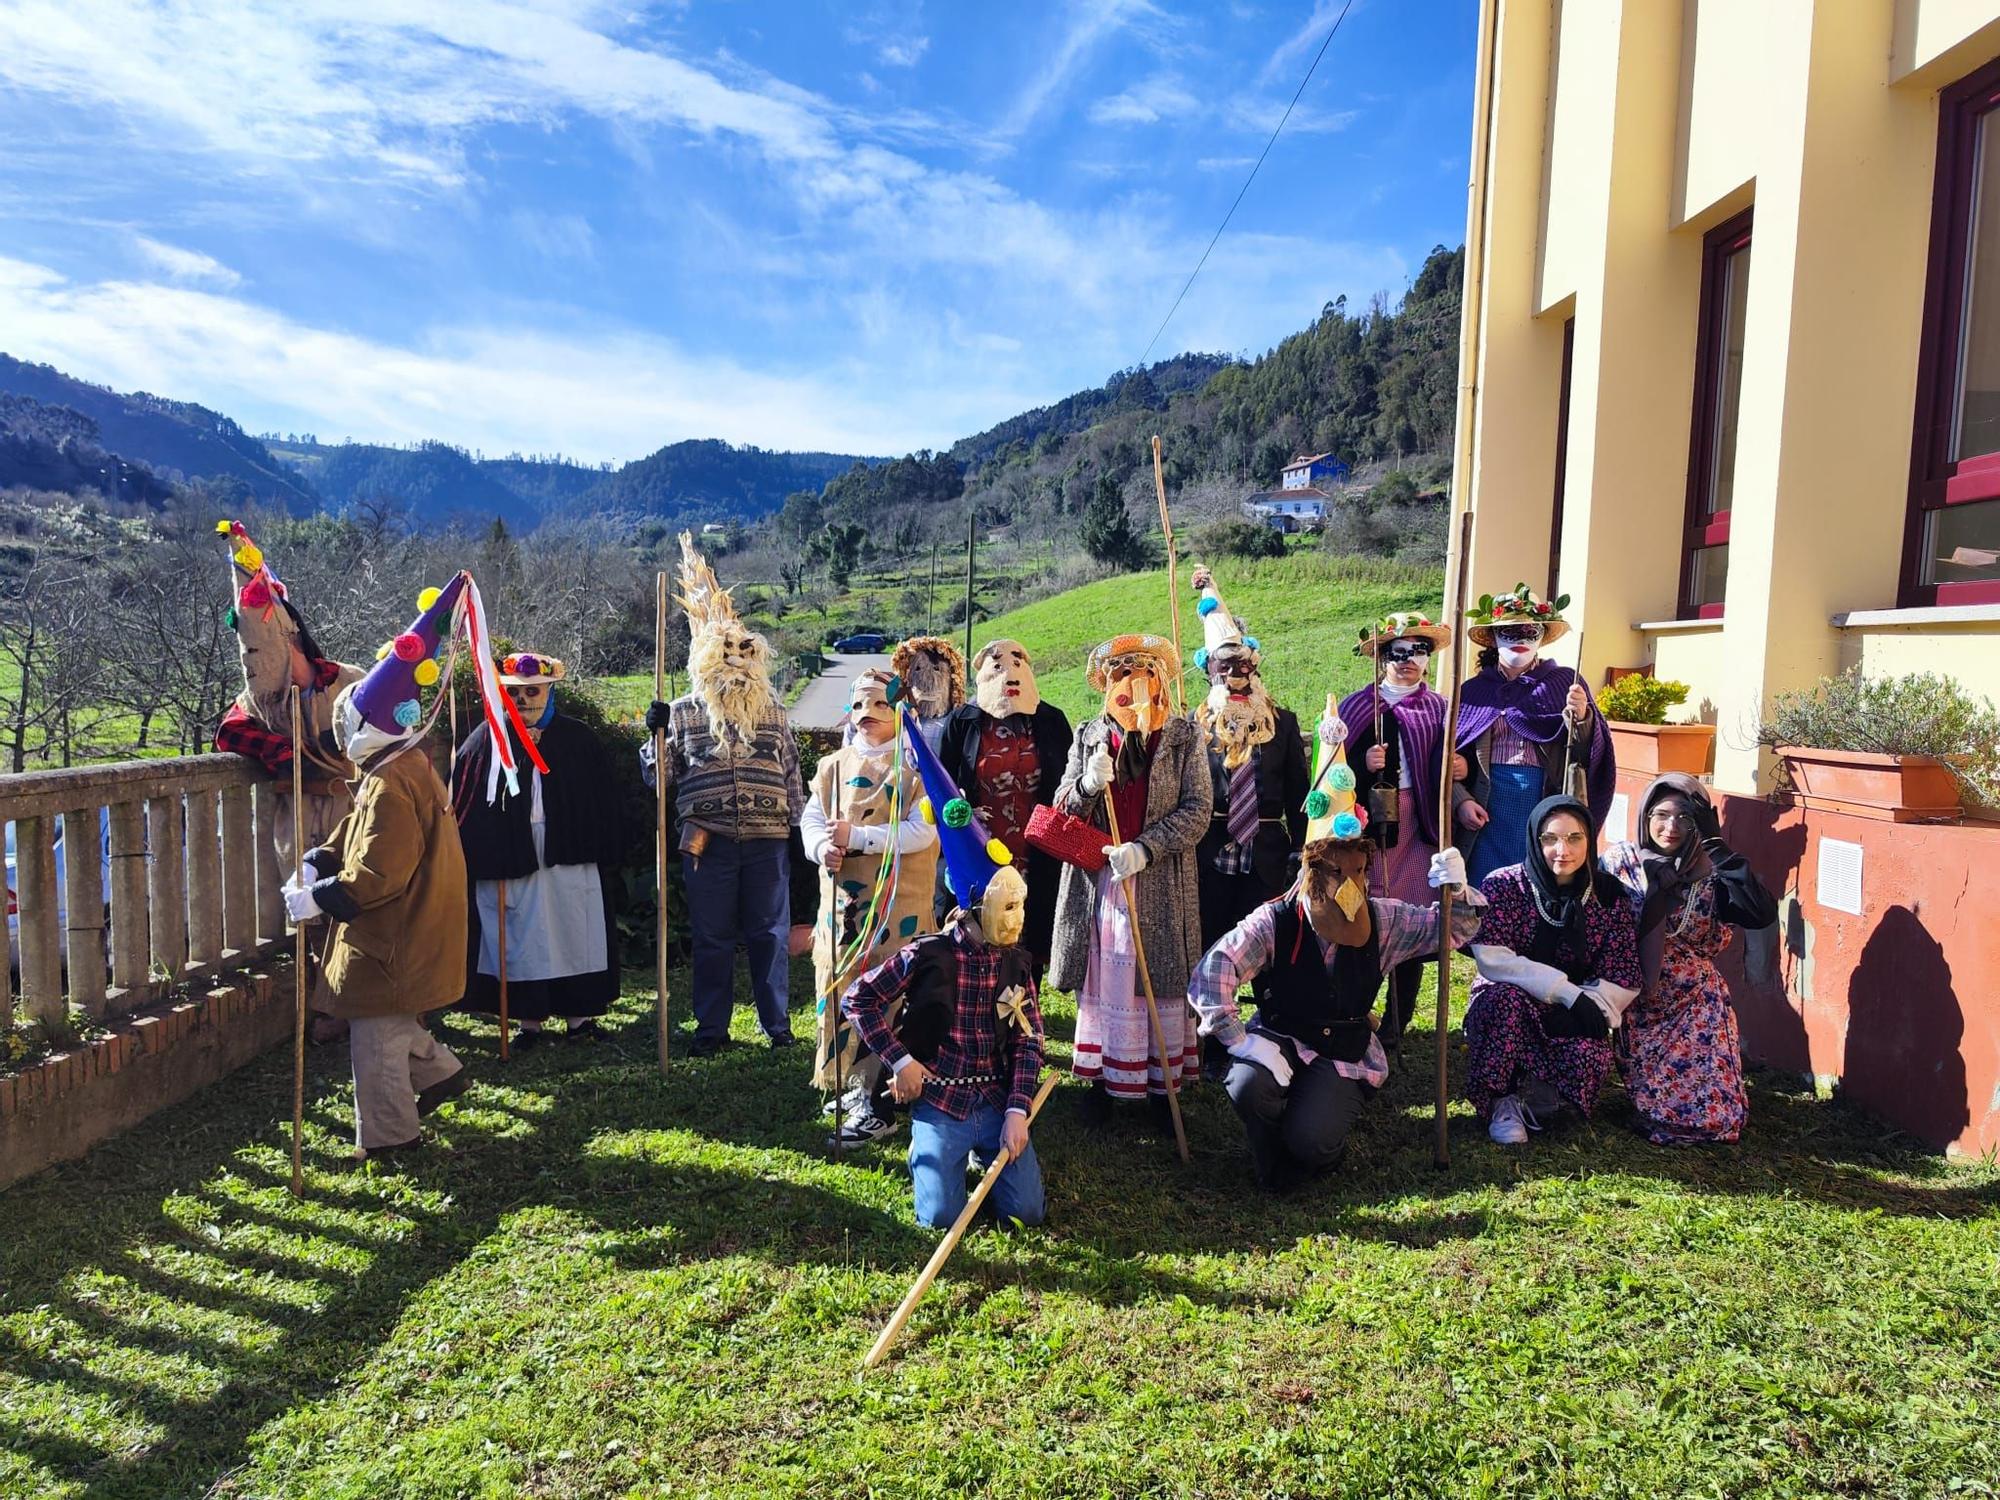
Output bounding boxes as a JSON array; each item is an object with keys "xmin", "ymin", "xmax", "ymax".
[
  {"xmin": 1079, "ymin": 747, "xmax": 1116, "ymax": 796},
  {"xmin": 1427, "ymin": 848, "xmax": 1468, "ymax": 889},
  {"xmin": 1105, "ymin": 841, "xmax": 1150, "ymax": 882},
  {"xmin": 281, "ymin": 876, "xmax": 323, "ymax": 923},
  {"xmin": 1316, "ymin": 715, "xmax": 1348, "ymax": 747},
  {"xmin": 1227, "ymin": 1032, "xmax": 1294, "ymax": 1089}
]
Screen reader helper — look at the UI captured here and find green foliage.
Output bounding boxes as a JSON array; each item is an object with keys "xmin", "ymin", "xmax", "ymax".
[
  {"xmin": 1192, "ymin": 517, "xmax": 1289, "ymax": 561},
  {"xmin": 818, "ymin": 450, "xmax": 963, "ymax": 520},
  {"xmin": 1757, "ymin": 667, "xmax": 2000, "ymax": 803},
  {"xmin": 1077, "ymin": 474, "xmax": 1151, "ymax": 571},
  {"xmin": 1597, "ymin": 673, "xmax": 1692, "ymax": 726}
]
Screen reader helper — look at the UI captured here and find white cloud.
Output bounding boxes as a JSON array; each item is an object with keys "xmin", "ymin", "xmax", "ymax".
[
  {"xmin": 1261, "ymin": 0, "xmax": 1354, "ymax": 85},
  {"xmin": 132, "ymin": 235, "xmax": 242, "ymax": 288},
  {"xmin": 1226, "ymin": 99, "xmax": 1359, "ymax": 136},
  {"xmin": 1196, "ymin": 155, "xmax": 1257, "ymax": 172},
  {"xmin": 1086, "ymin": 73, "xmax": 1198, "ymax": 126},
  {"xmin": 878, "ymin": 36, "xmax": 929, "ymax": 67},
  {"xmin": 996, "ymin": 0, "xmax": 1158, "ymax": 138}
]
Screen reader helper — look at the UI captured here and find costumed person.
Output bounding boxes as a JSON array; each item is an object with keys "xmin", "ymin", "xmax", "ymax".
[
  {"xmin": 1601, "ymin": 774, "xmax": 1777, "ymax": 1144},
  {"xmin": 840, "ymin": 744, "xmax": 1045, "ymax": 1230},
  {"xmin": 1190, "ymin": 829, "xmax": 1484, "ymax": 1193},
  {"xmin": 1323, "ymin": 612, "xmax": 1461, "ymax": 1040},
  {"xmin": 888, "ymin": 635, "xmax": 967, "ymax": 756},
  {"xmin": 804, "ymin": 669, "xmax": 938, "ymax": 1147},
  {"xmin": 642, "ymin": 534, "xmax": 806, "ymax": 1056},
  {"xmin": 283, "ymin": 572, "xmax": 528, "ymax": 1159},
  {"xmin": 1049, "ymin": 634, "xmax": 1212, "ymax": 1125},
  {"xmin": 935, "ymin": 639, "xmax": 1074, "ymax": 976},
  {"xmin": 1453, "ymin": 584, "xmax": 1613, "ymax": 886},
  {"xmin": 1463, "ymin": 795, "xmax": 1641, "ymax": 1146},
  {"xmin": 451, "ymin": 650, "xmax": 625, "ymax": 1051},
  {"xmin": 212, "ymin": 519, "xmax": 365, "ymax": 1045}
]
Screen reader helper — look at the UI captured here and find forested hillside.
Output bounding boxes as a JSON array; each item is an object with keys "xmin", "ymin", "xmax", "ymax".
[{"xmin": 0, "ymin": 394, "xmax": 178, "ymax": 508}]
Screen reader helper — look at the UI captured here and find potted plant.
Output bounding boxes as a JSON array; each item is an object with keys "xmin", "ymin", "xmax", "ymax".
[
  {"xmin": 1755, "ymin": 668, "xmax": 2000, "ymax": 821},
  {"xmin": 1596, "ymin": 673, "xmax": 1715, "ymax": 776}
]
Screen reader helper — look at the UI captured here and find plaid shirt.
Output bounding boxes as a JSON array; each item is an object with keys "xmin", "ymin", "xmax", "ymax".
[
  {"xmin": 213, "ymin": 658, "xmax": 346, "ymax": 775},
  {"xmin": 842, "ymin": 921, "xmax": 1044, "ymax": 1120},
  {"xmin": 1188, "ymin": 889, "xmax": 1487, "ymax": 1087}
]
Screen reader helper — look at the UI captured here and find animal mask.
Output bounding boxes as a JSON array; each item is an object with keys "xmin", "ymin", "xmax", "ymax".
[
  {"xmin": 1299, "ymin": 837, "xmax": 1374, "ymax": 946},
  {"xmin": 973, "ymin": 639, "xmax": 1041, "ymax": 718}
]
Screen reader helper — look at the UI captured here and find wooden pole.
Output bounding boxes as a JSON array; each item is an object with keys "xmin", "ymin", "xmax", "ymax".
[
  {"xmin": 1102, "ymin": 794, "xmax": 1190, "ymax": 1164},
  {"xmin": 1563, "ymin": 624, "xmax": 1589, "ymax": 802},
  {"xmin": 862, "ymin": 1071, "xmax": 1059, "ymax": 1370},
  {"xmin": 655, "ymin": 570, "xmax": 672, "ymax": 1072},
  {"xmin": 962, "ymin": 509, "xmax": 976, "ymax": 672},
  {"xmin": 1432, "ymin": 509, "xmax": 1476, "ymax": 1169},
  {"xmin": 289, "ymin": 686, "xmax": 307, "ymax": 1199},
  {"xmin": 1151, "ymin": 436, "xmax": 1186, "ymax": 713},
  {"xmin": 497, "ymin": 879, "xmax": 511, "ymax": 1062}
]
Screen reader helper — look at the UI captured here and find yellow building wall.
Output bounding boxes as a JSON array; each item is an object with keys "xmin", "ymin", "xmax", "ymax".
[{"xmin": 1842, "ymin": 624, "xmax": 2000, "ymax": 701}]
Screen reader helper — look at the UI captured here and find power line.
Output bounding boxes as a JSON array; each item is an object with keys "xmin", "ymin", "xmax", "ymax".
[{"xmin": 1135, "ymin": 0, "xmax": 1357, "ymax": 370}]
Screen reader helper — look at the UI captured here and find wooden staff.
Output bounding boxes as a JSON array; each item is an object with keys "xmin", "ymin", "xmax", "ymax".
[
  {"xmin": 497, "ymin": 879, "xmax": 510, "ymax": 1062},
  {"xmin": 654, "ymin": 570, "xmax": 672, "ymax": 1072},
  {"xmin": 1102, "ymin": 791, "xmax": 1190, "ymax": 1164},
  {"xmin": 862, "ymin": 1071, "xmax": 1059, "ymax": 1370},
  {"xmin": 1563, "ymin": 624, "xmax": 1589, "ymax": 802},
  {"xmin": 1151, "ymin": 436, "xmax": 1186, "ymax": 713},
  {"xmin": 1432, "ymin": 508, "xmax": 1476, "ymax": 1169},
  {"xmin": 289, "ymin": 686, "xmax": 307, "ymax": 1199}
]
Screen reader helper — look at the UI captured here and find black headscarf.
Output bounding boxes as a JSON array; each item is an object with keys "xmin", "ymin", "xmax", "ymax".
[
  {"xmin": 1631, "ymin": 772, "xmax": 1715, "ymax": 984},
  {"xmin": 1522, "ymin": 793, "xmax": 1621, "ymax": 980}
]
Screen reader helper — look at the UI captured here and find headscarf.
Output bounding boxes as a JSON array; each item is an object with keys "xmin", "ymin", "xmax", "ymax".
[
  {"xmin": 1522, "ymin": 793, "xmax": 1622, "ymax": 980},
  {"xmin": 1630, "ymin": 772, "xmax": 1715, "ymax": 984}
]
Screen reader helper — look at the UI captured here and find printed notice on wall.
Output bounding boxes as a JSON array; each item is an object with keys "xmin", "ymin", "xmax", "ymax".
[
  {"xmin": 1816, "ymin": 837, "xmax": 1863, "ymax": 916},
  {"xmin": 1607, "ymin": 792, "xmax": 1630, "ymax": 845}
]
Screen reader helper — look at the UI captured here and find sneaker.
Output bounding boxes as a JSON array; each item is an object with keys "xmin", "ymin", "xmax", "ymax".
[
  {"xmin": 829, "ymin": 1106, "xmax": 900, "ymax": 1147},
  {"xmin": 1488, "ymin": 1094, "xmax": 1530, "ymax": 1146}
]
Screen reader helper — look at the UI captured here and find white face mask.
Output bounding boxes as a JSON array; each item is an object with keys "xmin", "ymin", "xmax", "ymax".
[{"xmin": 1499, "ymin": 645, "xmax": 1538, "ymax": 672}]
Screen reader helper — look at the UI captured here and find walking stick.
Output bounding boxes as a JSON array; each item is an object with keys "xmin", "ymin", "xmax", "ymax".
[
  {"xmin": 862, "ymin": 1072, "xmax": 1059, "ymax": 1370},
  {"xmin": 654, "ymin": 570, "xmax": 672, "ymax": 1071},
  {"xmin": 1563, "ymin": 624, "xmax": 1588, "ymax": 802},
  {"xmin": 497, "ymin": 878, "xmax": 510, "ymax": 1061},
  {"xmin": 289, "ymin": 686, "xmax": 307, "ymax": 1199},
  {"xmin": 1432, "ymin": 509, "xmax": 1476, "ymax": 1169},
  {"xmin": 1102, "ymin": 792, "xmax": 1190, "ymax": 1164},
  {"xmin": 1151, "ymin": 436, "xmax": 1186, "ymax": 713}
]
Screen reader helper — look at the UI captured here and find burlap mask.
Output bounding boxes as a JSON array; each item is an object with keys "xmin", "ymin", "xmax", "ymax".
[{"xmin": 973, "ymin": 639, "xmax": 1040, "ymax": 718}]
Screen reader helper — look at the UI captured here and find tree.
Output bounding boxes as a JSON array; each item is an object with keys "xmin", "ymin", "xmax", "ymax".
[{"xmin": 1078, "ymin": 475, "xmax": 1151, "ymax": 572}]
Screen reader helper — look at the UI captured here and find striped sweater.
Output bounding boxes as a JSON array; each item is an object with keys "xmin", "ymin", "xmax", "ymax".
[{"xmin": 655, "ymin": 695, "xmax": 806, "ymax": 843}]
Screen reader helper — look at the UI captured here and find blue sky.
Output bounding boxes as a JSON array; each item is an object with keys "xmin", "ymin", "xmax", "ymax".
[{"xmin": 0, "ymin": 0, "xmax": 1475, "ymax": 463}]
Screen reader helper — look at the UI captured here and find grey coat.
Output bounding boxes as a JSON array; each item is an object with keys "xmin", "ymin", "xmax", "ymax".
[{"xmin": 1048, "ymin": 715, "xmax": 1213, "ymax": 999}]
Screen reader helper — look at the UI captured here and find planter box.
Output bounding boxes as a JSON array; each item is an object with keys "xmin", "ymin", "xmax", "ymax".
[
  {"xmin": 1607, "ymin": 720, "xmax": 1716, "ymax": 776},
  {"xmin": 1776, "ymin": 745, "xmax": 1963, "ymax": 823}
]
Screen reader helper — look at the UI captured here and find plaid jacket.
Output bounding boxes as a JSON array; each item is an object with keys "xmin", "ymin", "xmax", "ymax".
[
  {"xmin": 213, "ymin": 658, "xmax": 346, "ymax": 775},
  {"xmin": 843, "ymin": 921, "xmax": 1044, "ymax": 1120}
]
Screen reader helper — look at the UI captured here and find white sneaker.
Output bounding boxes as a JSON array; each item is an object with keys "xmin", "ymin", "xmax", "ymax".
[{"xmin": 1488, "ymin": 1094, "xmax": 1530, "ymax": 1146}]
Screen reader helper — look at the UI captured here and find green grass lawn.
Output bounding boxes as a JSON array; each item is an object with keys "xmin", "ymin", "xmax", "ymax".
[
  {"xmin": 2, "ymin": 959, "xmax": 1995, "ymax": 1498},
  {"xmin": 974, "ymin": 551, "xmax": 1444, "ymax": 725}
]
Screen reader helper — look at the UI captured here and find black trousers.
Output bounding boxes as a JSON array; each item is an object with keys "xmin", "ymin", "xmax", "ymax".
[
  {"xmin": 1381, "ymin": 958, "xmax": 1427, "ymax": 1044},
  {"xmin": 1226, "ymin": 1054, "xmax": 1370, "ymax": 1191}
]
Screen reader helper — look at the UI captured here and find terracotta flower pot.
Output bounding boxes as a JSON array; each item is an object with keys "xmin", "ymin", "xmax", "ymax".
[
  {"xmin": 1607, "ymin": 720, "xmax": 1716, "ymax": 777},
  {"xmin": 1776, "ymin": 745, "xmax": 1962, "ymax": 822}
]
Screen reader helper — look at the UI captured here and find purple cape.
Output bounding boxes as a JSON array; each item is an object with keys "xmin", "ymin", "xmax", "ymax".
[
  {"xmin": 1336, "ymin": 682, "xmax": 1448, "ymax": 847},
  {"xmin": 1453, "ymin": 659, "xmax": 1616, "ymax": 826}
]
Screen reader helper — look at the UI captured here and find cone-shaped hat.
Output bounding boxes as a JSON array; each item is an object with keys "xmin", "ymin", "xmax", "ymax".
[{"xmin": 901, "ymin": 705, "xmax": 1013, "ymax": 910}]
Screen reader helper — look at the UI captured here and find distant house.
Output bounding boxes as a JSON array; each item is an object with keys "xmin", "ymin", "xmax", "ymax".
[
  {"xmin": 1280, "ymin": 452, "xmax": 1350, "ymax": 490},
  {"xmin": 1242, "ymin": 488, "xmax": 1332, "ymax": 532},
  {"xmin": 700, "ymin": 522, "xmax": 728, "ymax": 536}
]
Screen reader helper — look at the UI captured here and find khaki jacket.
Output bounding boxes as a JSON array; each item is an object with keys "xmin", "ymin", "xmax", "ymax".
[{"xmin": 313, "ymin": 747, "xmax": 468, "ymax": 1019}]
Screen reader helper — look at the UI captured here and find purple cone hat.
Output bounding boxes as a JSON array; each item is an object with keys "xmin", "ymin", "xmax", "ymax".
[{"xmin": 351, "ymin": 573, "xmax": 467, "ymax": 735}]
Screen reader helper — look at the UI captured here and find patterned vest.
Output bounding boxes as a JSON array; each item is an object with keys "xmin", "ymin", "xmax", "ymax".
[{"xmin": 668, "ymin": 696, "xmax": 795, "ymax": 842}]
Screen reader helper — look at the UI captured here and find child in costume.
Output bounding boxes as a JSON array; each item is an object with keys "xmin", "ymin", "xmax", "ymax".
[
  {"xmin": 804, "ymin": 668, "xmax": 938, "ymax": 1146},
  {"xmin": 1049, "ymin": 634, "xmax": 1212, "ymax": 1123},
  {"xmin": 452, "ymin": 650, "xmax": 626, "ymax": 1050},
  {"xmin": 935, "ymin": 639, "xmax": 1074, "ymax": 976},
  {"xmin": 842, "ymin": 715, "xmax": 1045, "ymax": 1229},
  {"xmin": 643, "ymin": 534, "xmax": 807, "ymax": 1056}
]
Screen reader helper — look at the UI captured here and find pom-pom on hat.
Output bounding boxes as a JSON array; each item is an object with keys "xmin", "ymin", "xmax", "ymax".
[
  {"xmin": 1468, "ymin": 583, "xmax": 1571, "ymax": 648},
  {"xmin": 497, "ymin": 652, "xmax": 567, "ymax": 686},
  {"xmin": 901, "ymin": 705, "xmax": 1014, "ymax": 910},
  {"xmin": 1190, "ymin": 565, "xmax": 1256, "ymax": 677}
]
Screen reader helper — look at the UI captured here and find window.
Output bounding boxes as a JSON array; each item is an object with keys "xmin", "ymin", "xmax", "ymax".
[
  {"xmin": 1679, "ymin": 211, "xmax": 1751, "ymax": 618},
  {"xmin": 1549, "ymin": 315, "xmax": 1574, "ymax": 599},
  {"xmin": 1905, "ymin": 59, "xmax": 2000, "ymax": 606}
]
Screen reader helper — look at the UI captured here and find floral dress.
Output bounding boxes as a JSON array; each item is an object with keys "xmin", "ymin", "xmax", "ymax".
[{"xmin": 1463, "ymin": 865, "xmax": 1642, "ymax": 1121}]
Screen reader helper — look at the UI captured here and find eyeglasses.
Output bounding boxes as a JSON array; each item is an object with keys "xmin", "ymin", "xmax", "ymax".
[
  {"xmin": 1648, "ymin": 810, "xmax": 1693, "ymax": 830},
  {"xmin": 1380, "ymin": 643, "xmax": 1433, "ymax": 663},
  {"xmin": 1538, "ymin": 831, "xmax": 1588, "ymax": 851}
]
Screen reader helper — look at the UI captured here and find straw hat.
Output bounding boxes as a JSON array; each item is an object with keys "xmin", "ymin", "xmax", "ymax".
[
  {"xmin": 1353, "ymin": 610, "xmax": 1453, "ymax": 657},
  {"xmin": 1466, "ymin": 582, "xmax": 1571, "ymax": 648},
  {"xmin": 1085, "ymin": 633, "xmax": 1180, "ymax": 692},
  {"xmin": 497, "ymin": 651, "xmax": 566, "ymax": 686}
]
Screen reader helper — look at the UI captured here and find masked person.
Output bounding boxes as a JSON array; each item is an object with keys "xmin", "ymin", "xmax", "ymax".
[
  {"xmin": 213, "ymin": 519, "xmax": 365, "ymax": 1044},
  {"xmin": 1050, "ymin": 634, "xmax": 1212, "ymax": 1124},
  {"xmin": 1601, "ymin": 774, "xmax": 1777, "ymax": 1144},
  {"xmin": 1454, "ymin": 585, "xmax": 1613, "ymax": 887},
  {"xmin": 1322, "ymin": 613, "xmax": 1461, "ymax": 1040},
  {"xmin": 643, "ymin": 534, "xmax": 806, "ymax": 1056},
  {"xmin": 451, "ymin": 651, "xmax": 625, "ymax": 1051},
  {"xmin": 283, "ymin": 574, "xmax": 526, "ymax": 1159},
  {"xmin": 889, "ymin": 635, "xmax": 967, "ymax": 756},
  {"xmin": 936, "ymin": 639, "xmax": 1074, "ymax": 976},
  {"xmin": 1464, "ymin": 795, "xmax": 1641, "ymax": 1146},
  {"xmin": 803, "ymin": 668, "xmax": 938, "ymax": 1147},
  {"xmin": 841, "ymin": 749, "xmax": 1046, "ymax": 1230},
  {"xmin": 1191, "ymin": 834, "xmax": 1483, "ymax": 1192}
]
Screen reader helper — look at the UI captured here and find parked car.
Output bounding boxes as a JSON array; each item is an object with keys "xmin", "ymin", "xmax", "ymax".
[{"xmin": 832, "ymin": 632, "xmax": 889, "ymax": 653}]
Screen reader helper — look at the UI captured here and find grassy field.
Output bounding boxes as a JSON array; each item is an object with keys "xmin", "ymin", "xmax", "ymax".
[{"xmin": 2, "ymin": 958, "xmax": 1995, "ymax": 1499}]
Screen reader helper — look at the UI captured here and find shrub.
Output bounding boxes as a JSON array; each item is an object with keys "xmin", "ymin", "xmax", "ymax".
[
  {"xmin": 1597, "ymin": 674, "xmax": 1691, "ymax": 725},
  {"xmin": 1192, "ymin": 517, "xmax": 1288, "ymax": 561},
  {"xmin": 1755, "ymin": 667, "xmax": 2000, "ymax": 805}
]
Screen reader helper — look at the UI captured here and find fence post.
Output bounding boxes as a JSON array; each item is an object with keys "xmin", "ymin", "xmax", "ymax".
[
  {"xmin": 63, "ymin": 806, "xmax": 109, "ymax": 1019},
  {"xmin": 15, "ymin": 815, "xmax": 63, "ymax": 1037},
  {"xmin": 253, "ymin": 781, "xmax": 285, "ymax": 945},
  {"xmin": 220, "ymin": 784, "xmax": 256, "ymax": 959},
  {"xmin": 187, "ymin": 788, "xmax": 223, "ymax": 967},
  {"xmin": 147, "ymin": 792, "xmax": 189, "ymax": 982},
  {"xmin": 107, "ymin": 798, "xmax": 151, "ymax": 1012}
]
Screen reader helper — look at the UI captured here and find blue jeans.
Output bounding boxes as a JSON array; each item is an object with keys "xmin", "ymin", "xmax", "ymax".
[
  {"xmin": 683, "ymin": 836, "xmax": 790, "ymax": 1043},
  {"xmin": 908, "ymin": 1100, "xmax": 1045, "ymax": 1229}
]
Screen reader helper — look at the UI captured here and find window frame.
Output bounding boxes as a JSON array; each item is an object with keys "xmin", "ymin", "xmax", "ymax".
[
  {"xmin": 1678, "ymin": 209, "xmax": 1753, "ymax": 620},
  {"xmin": 1903, "ymin": 56, "xmax": 2000, "ymax": 608}
]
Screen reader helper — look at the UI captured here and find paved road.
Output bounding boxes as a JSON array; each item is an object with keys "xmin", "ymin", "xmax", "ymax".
[{"xmin": 788, "ymin": 652, "xmax": 891, "ymax": 729}]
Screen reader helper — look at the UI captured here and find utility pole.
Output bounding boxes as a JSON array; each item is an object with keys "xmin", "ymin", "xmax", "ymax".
[{"xmin": 962, "ymin": 508, "xmax": 976, "ymax": 670}]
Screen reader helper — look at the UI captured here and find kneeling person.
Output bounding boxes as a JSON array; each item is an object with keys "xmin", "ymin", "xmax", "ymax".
[{"xmin": 1190, "ymin": 831, "xmax": 1483, "ymax": 1192}]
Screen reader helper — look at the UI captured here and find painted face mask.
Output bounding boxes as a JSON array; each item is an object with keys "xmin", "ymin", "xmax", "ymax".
[
  {"xmin": 846, "ymin": 670, "xmax": 897, "ymax": 744},
  {"xmin": 974, "ymin": 639, "xmax": 1040, "ymax": 718},
  {"xmin": 977, "ymin": 864, "xmax": 1028, "ymax": 947},
  {"xmin": 1105, "ymin": 659, "xmax": 1169, "ymax": 734}
]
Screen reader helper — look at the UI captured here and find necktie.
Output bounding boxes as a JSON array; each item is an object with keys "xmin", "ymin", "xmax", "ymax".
[{"xmin": 1227, "ymin": 758, "xmax": 1258, "ymax": 848}]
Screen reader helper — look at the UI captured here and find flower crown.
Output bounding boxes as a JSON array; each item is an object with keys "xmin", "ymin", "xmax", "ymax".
[{"xmin": 1476, "ymin": 583, "xmax": 1569, "ymax": 622}]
